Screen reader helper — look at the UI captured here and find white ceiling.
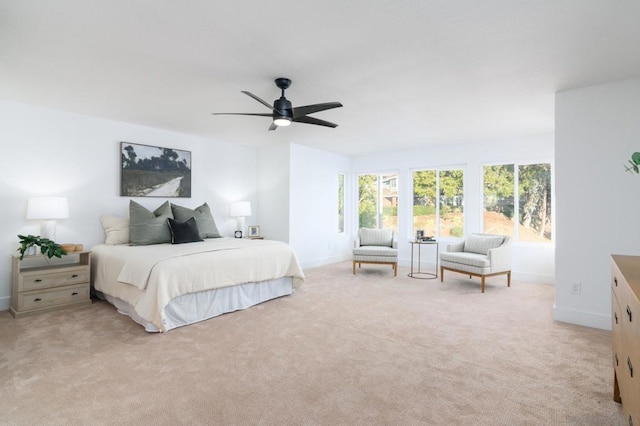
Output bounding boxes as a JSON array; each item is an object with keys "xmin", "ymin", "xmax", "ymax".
[{"xmin": 1, "ymin": 1, "xmax": 640, "ymax": 157}]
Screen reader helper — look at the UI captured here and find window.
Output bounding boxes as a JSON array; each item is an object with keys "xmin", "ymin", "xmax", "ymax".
[
  {"xmin": 338, "ymin": 173, "xmax": 345, "ymax": 233},
  {"xmin": 412, "ymin": 169, "xmax": 464, "ymax": 238},
  {"xmin": 358, "ymin": 173, "xmax": 398, "ymax": 231},
  {"xmin": 483, "ymin": 163, "xmax": 551, "ymax": 242}
]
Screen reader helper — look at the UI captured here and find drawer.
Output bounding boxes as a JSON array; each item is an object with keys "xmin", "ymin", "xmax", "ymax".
[
  {"xmin": 613, "ymin": 289, "xmax": 624, "ymax": 373},
  {"xmin": 19, "ymin": 267, "xmax": 89, "ymax": 292},
  {"xmin": 618, "ymin": 337, "xmax": 640, "ymax": 422},
  {"xmin": 17, "ymin": 283, "xmax": 90, "ymax": 312}
]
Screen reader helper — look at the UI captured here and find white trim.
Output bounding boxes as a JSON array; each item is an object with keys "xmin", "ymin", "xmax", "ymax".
[
  {"xmin": 0, "ymin": 296, "xmax": 10, "ymax": 311},
  {"xmin": 301, "ymin": 255, "xmax": 352, "ymax": 269},
  {"xmin": 553, "ymin": 305, "xmax": 611, "ymax": 330}
]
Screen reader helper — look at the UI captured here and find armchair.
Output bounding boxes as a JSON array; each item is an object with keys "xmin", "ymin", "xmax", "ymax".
[
  {"xmin": 439, "ymin": 233, "xmax": 512, "ymax": 292},
  {"xmin": 353, "ymin": 228, "xmax": 398, "ymax": 276}
]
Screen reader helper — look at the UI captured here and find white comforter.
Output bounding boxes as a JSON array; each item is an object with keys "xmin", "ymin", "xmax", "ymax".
[{"xmin": 91, "ymin": 238, "xmax": 305, "ymax": 331}]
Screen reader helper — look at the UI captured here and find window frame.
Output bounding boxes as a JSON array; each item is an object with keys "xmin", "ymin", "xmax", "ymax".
[
  {"xmin": 356, "ymin": 171, "xmax": 399, "ymax": 231},
  {"xmin": 409, "ymin": 165, "xmax": 465, "ymax": 240},
  {"xmin": 481, "ymin": 160, "xmax": 554, "ymax": 245}
]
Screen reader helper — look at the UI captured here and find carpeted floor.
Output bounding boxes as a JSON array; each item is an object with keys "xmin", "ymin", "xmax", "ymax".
[{"xmin": 0, "ymin": 261, "xmax": 624, "ymax": 425}]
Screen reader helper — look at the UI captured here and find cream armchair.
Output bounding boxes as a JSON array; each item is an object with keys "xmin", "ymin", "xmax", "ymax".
[
  {"xmin": 439, "ymin": 233, "xmax": 512, "ymax": 292},
  {"xmin": 353, "ymin": 228, "xmax": 398, "ymax": 276}
]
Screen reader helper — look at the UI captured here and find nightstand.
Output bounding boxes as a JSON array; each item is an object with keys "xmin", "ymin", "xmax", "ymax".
[{"xmin": 10, "ymin": 251, "xmax": 92, "ymax": 318}]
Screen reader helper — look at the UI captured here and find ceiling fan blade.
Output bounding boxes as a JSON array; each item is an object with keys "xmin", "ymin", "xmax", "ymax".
[
  {"xmin": 241, "ymin": 91, "xmax": 275, "ymax": 111},
  {"xmin": 292, "ymin": 102, "xmax": 342, "ymax": 118},
  {"xmin": 293, "ymin": 115, "xmax": 338, "ymax": 128},
  {"xmin": 211, "ymin": 113, "xmax": 273, "ymax": 117},
  {"xmin": 268, "ymin": 122, "xmax": 278, "ymax": 131}
]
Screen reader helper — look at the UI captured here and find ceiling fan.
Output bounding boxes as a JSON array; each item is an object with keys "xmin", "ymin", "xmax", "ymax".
[{"xmin": 212, "ymin": 78, "xmax": 343, "ymax": 131}]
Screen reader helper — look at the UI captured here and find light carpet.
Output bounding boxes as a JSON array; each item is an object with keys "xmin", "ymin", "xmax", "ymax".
[{"xmin": 0, "ymin": 261, "xmax": 624, "ymax": 425}]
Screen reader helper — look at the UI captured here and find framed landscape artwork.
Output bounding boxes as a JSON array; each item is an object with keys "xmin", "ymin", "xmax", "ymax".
[{"xmin": 120, "ymin": 142, "xmax": 192, "ymax": 197}]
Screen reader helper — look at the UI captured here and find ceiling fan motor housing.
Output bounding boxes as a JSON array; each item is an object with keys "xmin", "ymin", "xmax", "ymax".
[{"xmin": 274, "ymin": 97, "xmax": 293, "ymax": 120}]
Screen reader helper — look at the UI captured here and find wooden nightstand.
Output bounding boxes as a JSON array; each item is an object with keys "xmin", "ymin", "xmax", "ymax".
[{"xmin": 10, "ymin": 251, "xmax": 92, "ymax": 318}]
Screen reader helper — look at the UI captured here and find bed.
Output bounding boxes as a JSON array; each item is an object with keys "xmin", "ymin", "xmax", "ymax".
[{"xmin": 91, "ymin": 237, "xmax": 305, "ymax": 332}]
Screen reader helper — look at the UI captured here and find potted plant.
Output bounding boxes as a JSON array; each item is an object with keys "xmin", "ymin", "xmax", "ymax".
[
  {"xmin": 625, "ymin": 152, "xmax": 640, "ymax": 173},
  {"xmin": 17, "ymin": 234, "xmax": 67, "ymax": 260}
]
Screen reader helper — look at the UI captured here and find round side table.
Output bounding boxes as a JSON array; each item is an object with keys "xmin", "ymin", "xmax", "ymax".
[{"xmin": 408, "ymin": 240, "xmax": 439, "ymax": 279}]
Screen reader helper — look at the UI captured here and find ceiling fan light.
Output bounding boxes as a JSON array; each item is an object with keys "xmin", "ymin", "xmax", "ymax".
[{"xmin": 273, "ymin": 118, "xmax": 291, "ymax": 126}]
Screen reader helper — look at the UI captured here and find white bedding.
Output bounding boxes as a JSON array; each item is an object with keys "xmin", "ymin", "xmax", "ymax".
[{"xmin": 91, "ymin": 238, "xmax": 305, "ymax": 331}]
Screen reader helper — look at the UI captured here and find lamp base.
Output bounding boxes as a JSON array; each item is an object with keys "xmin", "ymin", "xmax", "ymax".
[{"xmin": 40, "ymin": 220, "xmax": 57, "ymax": 241}]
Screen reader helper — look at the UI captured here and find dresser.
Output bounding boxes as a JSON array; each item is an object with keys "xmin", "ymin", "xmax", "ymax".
[
  {"xmin": 10, "ymin": 251, "xmax": 92, "ymax": 318},
  {"xmin": 611, "ymin": 255, "xmax": 640, "ymax": 425}
]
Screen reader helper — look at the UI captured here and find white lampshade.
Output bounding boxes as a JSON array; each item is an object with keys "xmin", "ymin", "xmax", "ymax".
[
  {"xmin": 26, "ymin": 197, "xmax": 69, "ymax": 241},
  {"xmin": 27, "ymin": 197, "xmax": 69, "ymax": 220},
  {"xmin": 230, "ymin": 201, "xmax": 252, "ymax": 217}
]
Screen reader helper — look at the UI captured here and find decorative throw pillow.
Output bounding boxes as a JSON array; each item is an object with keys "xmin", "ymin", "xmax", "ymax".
[
  {"xmin": 171, "ymin": 202, "xmax": 221, "ymax": 238},
  {"xmin": 463, "ymin": 234, "xmax": 504, "ymax": 255},
  {"xmin": 100, "ymin": 215, "xmax": 130, "ymax": 245},
  {"xmin": 129, "ymin": 200, "xmax": 173, "ymax": 246},
  {"xmin": 167, "ymin": 217, "xmax": 204, "ymax": 244},
  {"xmin": 359, "ymin": 228, "xmax": 393, "ymax": 247}
]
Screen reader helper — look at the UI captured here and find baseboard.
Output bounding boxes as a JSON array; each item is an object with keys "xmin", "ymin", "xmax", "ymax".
[
  {"xmin": 511, "ymin": 271, "xmax": 555, "ymax": 284},
  {"xmin": 0, "ymin": 295, "xmax": 10, "ymax": 311},
  {"xmin": 300, "ymin": 255, "xmax": 351, "ymax": 269},
  {"xmin": 553, "ymin": 305, "xmax": 611, "ymax": 330}
]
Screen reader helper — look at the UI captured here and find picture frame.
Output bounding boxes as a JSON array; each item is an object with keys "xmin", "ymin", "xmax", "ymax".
[
  {"xmin": 120, "ymin": 142, "xmax": 192, "ymax": 197},
  {"xmin": 247, "ymin": 225, "xmax": 260, "ymax": 238}
]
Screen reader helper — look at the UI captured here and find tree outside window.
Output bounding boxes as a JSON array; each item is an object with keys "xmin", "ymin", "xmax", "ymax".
[
  {"xmin": 483, "ymin": 163, "xmax": 551, "ymax": 242},
  {"xmin": 413, "ymin": 169, "xmax": 464, "ymax": 238},
  {"xmin": 358, "ymin": 173, "xmax": 398, "ymax": 231}
]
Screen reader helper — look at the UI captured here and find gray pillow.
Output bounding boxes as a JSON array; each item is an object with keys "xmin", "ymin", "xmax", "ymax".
[
  {"xmin": 129, "ymin": 200, "xmax": 173, "ymax": 246},
  {"xmin": 171, "ymin": 202, "xmax": 221, "ymax": 238}
]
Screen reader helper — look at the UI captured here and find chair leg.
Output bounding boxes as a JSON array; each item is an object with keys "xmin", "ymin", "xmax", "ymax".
[
  {"xmin": 507, "ymin": 271, "xmax": 511, "ymax": 287},
  {"xmin": 393, "ymin": 263, "xmax": 397, "ymax": 277},
  {"xmin": 353, "ymin": 261, "xmax": 356, "ymax": 275},
  {"xmin": 440, "ymin": 267, "xmax": 444, "ymax": 282},
  {"xmin": 481, "ymin": 276, "xmax": 485, "ymax": 293}
]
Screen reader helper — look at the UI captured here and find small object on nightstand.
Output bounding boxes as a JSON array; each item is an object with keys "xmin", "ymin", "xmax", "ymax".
[
  {"xmin": 234, "ymin": 230, "xmax": 243, "ymax": 238},
  {"xmin": 60, "ymin": 243, "xmax": 76, "ymax": 253},
  {"xmin": 247, "ymin": 225, "xmax": 260, "ymax": 238},
  {"xmin": 10, "ymin": 251, "xmax": 92, "ymax": 318}
]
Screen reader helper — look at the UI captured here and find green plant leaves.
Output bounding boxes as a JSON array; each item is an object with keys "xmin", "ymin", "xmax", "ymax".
[
  {"xmin": 17, "ymin": 234, "xmax": 67, "ymax": 260},
  {"xmin": 625, "ymin": 152, "xmax": 640, "ymax": 174}
]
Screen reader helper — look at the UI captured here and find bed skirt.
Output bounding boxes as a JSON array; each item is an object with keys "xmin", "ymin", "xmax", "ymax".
[{"xmin": 96, "ymin": 277, "xmax": 293, "ymax": 332}]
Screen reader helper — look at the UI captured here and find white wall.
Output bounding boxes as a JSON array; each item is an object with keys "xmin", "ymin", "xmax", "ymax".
[
  {"xmin": 0, "ymin": 100, "xmax": 258, "ymax": 310},
  {"xmin": 258, "ymin": 143, "xmax": 353, "ymax": 268},
  {"xmin": 352, "ymin": 135, "xmax": 555, "ymax": 283},
  {"xmin": 258, "ymin": 144, "xmax": 291, "ymax": 243},
  {"xmin": 289, "ymin": 144, "xmax": 353, "ymax": 267},
  {"xmin": 555, "ymin": 77, "xmax": 640, "ymax": 330}
]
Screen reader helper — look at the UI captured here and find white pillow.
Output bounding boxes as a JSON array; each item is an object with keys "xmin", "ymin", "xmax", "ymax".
[{"xmin": 100, "ymin": 215, "xmax": 130, "ymax": 245}]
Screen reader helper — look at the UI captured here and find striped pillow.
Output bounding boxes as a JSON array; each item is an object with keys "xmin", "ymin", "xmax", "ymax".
[
  {"xmin": 463, "ymin": 234, "xmax": 504, "ymax": 255},
  {"xmin": 360, "ymin": 228, "xmax": 393, "ymax": 247}
]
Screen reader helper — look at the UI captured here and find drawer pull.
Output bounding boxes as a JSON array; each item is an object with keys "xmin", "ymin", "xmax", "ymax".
[
  {"xmin": 33, "ymin": 297, "xmax": 41, "ymax": 302},
  {"xmin": 614, "ymin": 277, "xmax": 618, "ymax": 287},
  {"xmin": 71, "ymin": 274, "xmax": 79, "ymax": 278},
  {"xmin": 615, "ymin": 312, "xmax": 618, "ymax": 324},
  {"xmin": 34, "ymin": 279, "xmax": 42, "ymax": 282},
  {"xmin": 71, "ymin": 292, "xmax": 78, "ymax": 296},
  {"xmin": 627, "ymin": 306, "xmax": 633, "ymax": 322},
  {"xmin": 628, "ymin": 357, "xmax": 634, "ymax": 378}
]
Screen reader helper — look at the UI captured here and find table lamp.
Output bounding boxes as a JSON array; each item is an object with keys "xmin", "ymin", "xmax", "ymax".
[
  {"xmin": 230, "ymin": 201, "xmax": 251, "ymax": 238},
  {"xmin": 27, "ymin": 197, "xmax": 69, "ymax": 241}
]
